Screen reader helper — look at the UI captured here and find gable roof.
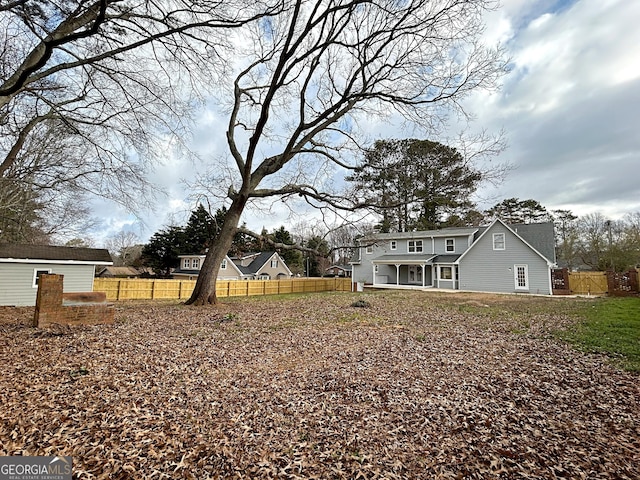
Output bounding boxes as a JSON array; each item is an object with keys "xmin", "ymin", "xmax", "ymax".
[
  {"xmin": 507, "ymin": 222, "xmax": 556, "ymax": 264},
  {"xmin": 0, "ymin": 243, "xmax": 112, "ymax": 265},
  {"xmin": 96, "ymin": 266, "xmax": 140, "ymax": 277},
  {"xmin": 232, "ymin": 252, "xmax": 292, "ymax": 276},
  {"xmin": 457, "ymin": 218, "xmax": 554, "ymax": 265}
]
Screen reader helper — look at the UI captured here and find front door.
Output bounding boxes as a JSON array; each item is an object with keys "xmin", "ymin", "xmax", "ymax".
[{"xmin": 408, "ymin": 265, "xmax": 422, "ymax": 284}]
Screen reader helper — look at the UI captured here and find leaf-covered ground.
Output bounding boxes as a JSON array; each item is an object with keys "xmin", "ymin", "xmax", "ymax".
[{"xmin": 1, "ymin": 291, "xmax": 638, "ymax": 479}]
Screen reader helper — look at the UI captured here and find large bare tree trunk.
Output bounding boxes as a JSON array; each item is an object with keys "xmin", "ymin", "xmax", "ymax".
[{"xmin": 185, "ymin": 196, "xmax": 247, "ymax": 305}]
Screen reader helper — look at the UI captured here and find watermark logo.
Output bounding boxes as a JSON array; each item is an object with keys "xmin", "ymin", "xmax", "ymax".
[{"xmin": 0, "ymin": 456, "xmax": 72, "ymax": 480}]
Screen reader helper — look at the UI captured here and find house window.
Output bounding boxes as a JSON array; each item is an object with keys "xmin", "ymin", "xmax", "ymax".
[
  {"xmin": 515, "ymin": 265, "xmax": 529, "ymax": 290},
  {"xmin": 440, "ymin": 266, "xmax": 452, "ymax": 280},
  {"xmin": 493, "ymin": 233, "xmax": 506, "ymax": 250},
  {"xmin": 365, "ymin": 245, "xmax": 373, "ymax": 254},
  {"xmin": 183, "ymin": 258, "xmax": 191, "ymax": 269},
  {"xmin": 408, "ymin": 240, "xmax": 423, "ymax": 253},
  {"xmin": 221, "ymin": 259, "xmax": 227, "ymax": 269},
  {"xmin": 33, "ymin": 269, "xmax": 52, "ymax": 288},
  {"xmin": 271, "ymin": 259, "xmax": 279, "ymax": 268},
  {"xmin": 390, "ymin": 241, "xmax": 397, "ymax": 250},
  {"xmin": 445, "ymin": 238, "xmax": 455, "ymax": 253},
  {"xmin": 192, "ymin": 258, "xmax": 200, "ymax": 269},
  {"xmin": 374, "ymin": 265, "xmax": 379, "ymax": 273}
]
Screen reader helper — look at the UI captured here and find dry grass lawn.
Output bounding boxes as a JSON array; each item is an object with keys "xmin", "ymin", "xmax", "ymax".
[{"xmin": 0, "ymin": 290, "xmax": 638, "ymax": 479}]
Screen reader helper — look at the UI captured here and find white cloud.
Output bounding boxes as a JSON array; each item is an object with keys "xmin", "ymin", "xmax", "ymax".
[
  {"xmin": 91, "ymin": 0, "xmax": 640, "ymax": 244},
  {"xmin": 470, "ymin": 0, "xmax": 640, "ymax": 217}
]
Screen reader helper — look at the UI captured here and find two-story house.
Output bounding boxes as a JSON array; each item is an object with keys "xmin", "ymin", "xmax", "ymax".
[
  {"xmin": 172, "ymin": 251, "xmax": 292, "ymax": 281},
  {"xmin": 351, "ymin": 218, "xmax": 556, "ymax": 295}
]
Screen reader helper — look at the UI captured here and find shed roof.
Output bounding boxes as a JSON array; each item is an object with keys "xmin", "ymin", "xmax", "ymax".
[{"xmin": 0, "ymin": 243, "xmax": 112, "ymax": 264}]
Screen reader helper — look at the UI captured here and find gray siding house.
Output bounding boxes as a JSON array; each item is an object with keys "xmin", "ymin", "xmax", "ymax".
[
  {"xmin": 351, "ymin": 219, "xmax": 555, "ymax": 295},
  {"xmin": 172, "ymin": 251, "xmax": 293, "ymax": 281},
  {"xmin": 0, "ymin": 244, "xmax": 113, "ymax": 306}
]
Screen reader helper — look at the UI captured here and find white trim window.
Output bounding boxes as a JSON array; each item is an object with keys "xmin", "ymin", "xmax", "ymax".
[
  {"xmin": 514, "ymin": 264, "xmax": 529, "ymax": 290},
  {"xmin": 445, "ymin": 238, "xmax": 455, "ymax": 253},
  {"xmin": 365, "ymin": 245, "xmax": 373, "ymax": 254},
  {"xmin": 408, "ymin": 240, "xmax": 423, "ymax": 253},
  {"xmin": 183, "ymin": 258, "xmax": 191, "ymax": 269},
  {"xmin": 493, "ymin": 233, "xmax": 506, "ymax": 250},
  {"xmin": 440, "ymin": 266, "xmax": 453, "ymax": 280},
  {"xmin": 33, "ymin": 269, "xmax": 52, "ymax": 288},
  {"xmin": 220, "ymin": 259, "xmax": 227, "ymax": 269},
  {"xmin": 390, "ymin": 240, "xmax": 397, "ymax": 251},
  {"xmin": 271, "ymin": 259, "xmax": 279, "ymax": 268},
  {"xmin": 192, "ymin": 258, "xmax": 200, "ymax": 269}
]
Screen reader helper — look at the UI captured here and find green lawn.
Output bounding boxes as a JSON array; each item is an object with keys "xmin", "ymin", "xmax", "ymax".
[{"xmin": 558, "ymin": 296, "xmax": 640, "ymax": 372}]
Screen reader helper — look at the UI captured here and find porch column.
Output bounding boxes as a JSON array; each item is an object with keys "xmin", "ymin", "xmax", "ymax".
[
  {"xmin": 453, "ymin": 265, "xmax": 458, "ymax": 290},
  {"xmin": 372, "ymin": 264, "xmax": 376, "ymax": 285},
  {"xmin": 421, "ymin": 264, "xmax": 425, "ymax": 287},
  {"xmin": 395, "ymin": 264, "xmax": 400, "ymax": 285}
]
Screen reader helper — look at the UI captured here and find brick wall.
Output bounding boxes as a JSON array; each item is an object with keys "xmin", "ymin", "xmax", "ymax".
[{"xmin": 34, "ymin": 274, "xmax": 114, "ymax": 328}]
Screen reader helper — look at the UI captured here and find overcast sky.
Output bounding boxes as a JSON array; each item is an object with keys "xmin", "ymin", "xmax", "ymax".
[{"xmin": 91, "ymin": 0, "xmax": 640, "ymax": 246}]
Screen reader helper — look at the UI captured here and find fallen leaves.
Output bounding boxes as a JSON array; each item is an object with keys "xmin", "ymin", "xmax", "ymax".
[{"xmin": 0, "ymin": 292, "xmax": 638, "ymax": 479}]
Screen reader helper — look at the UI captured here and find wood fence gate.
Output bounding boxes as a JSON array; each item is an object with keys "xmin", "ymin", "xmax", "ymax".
[{"xmin": 567, "ymin": 271, "xmax": 608, "ymax": 295}]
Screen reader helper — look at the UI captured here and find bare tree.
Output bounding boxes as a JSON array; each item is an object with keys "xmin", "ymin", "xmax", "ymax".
[
  {"xmin": 104, "ymin": 230, "xmax": 141, "ymax": 266},
  {"xmin": 1, "ymin": 0, "xmax": 281, "ymax": 236},
  {"xmin": 185, "ymin": 0, "xmax": 507, "ymax": 305}
]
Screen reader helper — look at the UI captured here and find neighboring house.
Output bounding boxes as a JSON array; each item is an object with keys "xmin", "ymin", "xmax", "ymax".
[
  {"xmin": 172, "ymin": 251, "xmax": 293, "ymax": 281},
  {"xmin": 96, "ymin": 266, "xmax": 141, "ymax": 278},
  {"xmin": 0, "ymin": 243, "xmax": 113, "ymax": 306},
  {"xmin": 351, "ymin": 219, "xmax": 556, "ymax": 295},
  {"xmin": 325, "ymin": 264, "xmax": 353, "ymax": 277}
]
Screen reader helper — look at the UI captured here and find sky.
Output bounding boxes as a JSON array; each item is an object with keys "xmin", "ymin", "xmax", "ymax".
[{"xmin": 91, "ymin": 0, "xmax": 640, "ymax": 247}]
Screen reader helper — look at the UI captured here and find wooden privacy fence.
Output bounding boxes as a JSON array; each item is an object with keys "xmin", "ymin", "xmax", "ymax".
[
  {"xmin": 551, "ymin": 269, "xmax": 639, "ymax": 295},
  {"xmin": 568, "ymin": 271, "xmax": 609, "ymax": 295},
  {"xmin": 94, "ymin": 277, "xmax": 353, "ymax": 301}
]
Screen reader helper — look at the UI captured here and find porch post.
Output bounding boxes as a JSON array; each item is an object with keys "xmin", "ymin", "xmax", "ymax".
[
  {"xmin": 421, "ymin": 264, "xmax": 425, "ymax": 287},
  {"xmin": 453, "ymin": 265, "xmax": 457, "ymax": 289},
  {"xmin": 372, "ymin": 264, "xmax": 376, "ymax": 285},
  {"xmin": 395, "ymin": 264, "xmax": 400, "ymax": 285}
]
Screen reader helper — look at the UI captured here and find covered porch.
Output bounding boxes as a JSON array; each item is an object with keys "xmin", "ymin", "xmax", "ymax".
[{"xmin": 372, "ymin": 254, "xmax": 461, "ymax": 290}]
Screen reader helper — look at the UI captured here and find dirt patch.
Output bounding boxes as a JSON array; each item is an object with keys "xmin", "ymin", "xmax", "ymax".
[{"xmin": 0, "ymin": 291, "xmax": 638, "ymax": 478}]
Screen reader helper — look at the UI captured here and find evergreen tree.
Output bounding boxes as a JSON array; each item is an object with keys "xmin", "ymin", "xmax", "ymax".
[
  {"xmin": 347, "ymin": 139, "xmax": 483, "ymax": 231},
  {"xmin": 305, "ymin": 236, "xmax": 330, "ymax": 277},
  {"xmin": 182, "ymin": 205, "xmax": 225, "ymax": 254},
  {"xmin": 271, "ymin": 226, "xmax": 303, "ymax": 273},
  {"xmin": 141, "ymin": 226, "xmax": 188, "ymax": 276},
  {"xmin": 486, "ymin": 198, "xmax": 550, "ymax": 224}
]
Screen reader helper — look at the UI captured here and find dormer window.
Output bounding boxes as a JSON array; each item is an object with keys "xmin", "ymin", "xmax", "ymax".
[
  {"xmin": 183, "ymin": 258, "xmax": 191, "ymax": 269},
  {"xmin": 192, "ymin": 258, "xmax": 200, "ymax": 269}
]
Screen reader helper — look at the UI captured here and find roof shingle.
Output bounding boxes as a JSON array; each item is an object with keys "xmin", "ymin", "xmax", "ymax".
[{"xmin": 0, "ymin": 243, "xmax": 112, "ymax": 263}]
